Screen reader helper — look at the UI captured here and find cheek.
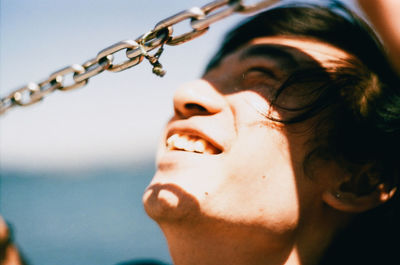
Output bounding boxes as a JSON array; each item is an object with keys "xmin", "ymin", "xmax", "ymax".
[{"xmin": 203, "ymin": 127, "xmax": 301, "ymax": 231}]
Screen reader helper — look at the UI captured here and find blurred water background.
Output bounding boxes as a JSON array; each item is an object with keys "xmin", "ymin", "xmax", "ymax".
[{"xmin": 1, "ymin": 160, "xmax": 172, "ymax": 265}]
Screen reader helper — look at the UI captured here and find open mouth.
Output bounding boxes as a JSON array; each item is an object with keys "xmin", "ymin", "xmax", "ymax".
[{"xmin": 166, "ymin": 133, "xmax": 221, "ymax": 154}]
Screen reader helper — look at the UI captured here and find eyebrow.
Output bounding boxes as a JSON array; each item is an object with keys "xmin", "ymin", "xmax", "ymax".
[{"xmin": 239, "ymin": 44, "xmax": 301, "ymax": 72}]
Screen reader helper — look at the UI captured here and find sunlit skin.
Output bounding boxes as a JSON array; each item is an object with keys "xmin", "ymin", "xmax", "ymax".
[
  {"xmin": 358, "ymin": 0, "xmax": 400, "ymax": 73},
  {"xmin": 142, "ymin": 37, "xmax": 380, "ymax": 265}
]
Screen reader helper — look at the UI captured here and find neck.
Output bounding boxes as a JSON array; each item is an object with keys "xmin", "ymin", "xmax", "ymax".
[
  {"xmin": 160, "ymin": 222, "xmax": 301, "ymax": 265},
  {"xmin": 158, "ymin": 210, "xmax": 346, "ymax": 265}
]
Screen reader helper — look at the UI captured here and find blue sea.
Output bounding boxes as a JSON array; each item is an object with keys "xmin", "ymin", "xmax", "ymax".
[{"xmin": 0, "ymin": 161, "xmax": 172, "ymax": 265}]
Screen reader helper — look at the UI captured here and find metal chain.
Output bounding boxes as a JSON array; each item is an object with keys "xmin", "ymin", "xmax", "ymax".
[{"xmin": 0, "ymin": 0, "xmax": 278, "ymax": 115}]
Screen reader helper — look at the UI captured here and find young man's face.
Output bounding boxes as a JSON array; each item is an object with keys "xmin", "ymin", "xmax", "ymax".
[{"xmin": 143, "ymin": 36, "xmax": 350, "ymax": 250}]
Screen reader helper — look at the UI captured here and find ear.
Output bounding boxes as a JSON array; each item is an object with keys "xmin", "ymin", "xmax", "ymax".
[
  {"xmin": 323, "ymin": 183, "xmax": 397, "ymax": 213},
  {"xmin": 321, "ymin": 163, "xmax": 397, "ymax": 213},
  {"xmin": 321, "ymin": 159, "xmax": 397, "ymax": 213}
]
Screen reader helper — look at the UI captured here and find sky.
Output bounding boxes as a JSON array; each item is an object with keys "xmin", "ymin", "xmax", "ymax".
[
  {"xmin": 0, "ymin": 0, "xmax": 359, "ymax": 172},
  {"xmin": 0, "ymin": 0, "xmax": 243, "ymax": 171}
]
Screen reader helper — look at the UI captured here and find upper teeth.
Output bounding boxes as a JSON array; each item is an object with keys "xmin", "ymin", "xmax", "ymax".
[{"xmin": 166, "ymin": 133, "xmax": 218, "ymax": 154}]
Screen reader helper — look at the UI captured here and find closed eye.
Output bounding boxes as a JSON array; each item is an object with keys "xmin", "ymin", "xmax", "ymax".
[
  {"xmin": 241, "ymin": 67, "xmax": 281, "ymax": 93},
  {"xmin": 245, "ymin": 67, "xmax": 277, "ymax": 80}
]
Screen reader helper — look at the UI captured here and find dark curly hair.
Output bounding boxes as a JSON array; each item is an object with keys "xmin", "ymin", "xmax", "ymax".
[{"xmin": 206, "ymin": 1, "xmax": 400, "ymax": 264}]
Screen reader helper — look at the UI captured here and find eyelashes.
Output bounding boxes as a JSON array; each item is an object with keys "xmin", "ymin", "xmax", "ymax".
[
  {"xmin": 240, "ymin": 67, "xmax": 280, "ymax": 95},
  {"xmin": 239, "ymin": 67, "xmax": 301, "ymax": 122},
  {"xmin": 239, "ymin": 67, "xmax": 283, "ymax": 120},
  {"xmin": 243, "ymin": 67, "xmax": 278, "ymax": 80}
]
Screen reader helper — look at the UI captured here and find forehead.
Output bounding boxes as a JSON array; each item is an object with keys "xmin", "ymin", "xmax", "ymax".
[{"xmin": 245, "ymin": 36, "xmax": 351, "ymax": 68}]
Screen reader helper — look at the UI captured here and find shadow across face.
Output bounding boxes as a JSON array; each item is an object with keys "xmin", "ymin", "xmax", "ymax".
[
  {"xmin": 204, "ymin": 42, "xmax": 332, "ymax": 125},
  {"xmin": 145, "ymin": 37, "xmax": 354, "ymax": 265},
  {"xmin": 143, "ymin": 183, "xmax": 202, "ymax": 224}
]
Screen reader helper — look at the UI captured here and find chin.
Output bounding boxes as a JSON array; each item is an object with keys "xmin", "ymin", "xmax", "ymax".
[
  {"xmin": 144, "ymin": 142, "xmax": 225, "ymax": 224},
  {"xmin": 142, "ymin": 171, "xmax": 203, "ymax": 223}
]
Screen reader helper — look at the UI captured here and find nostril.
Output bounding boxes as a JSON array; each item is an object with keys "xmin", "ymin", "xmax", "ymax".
[
  {"xmin": 173, "ymin": 80, "xmax": 225, "ymax": 118},
  {"xmin": 184, "ymin": 103, "xmax": 207, "ymax": 113},
  {"xmin": 175, "ymin": 103, "xmax": 209, "ymax": 118}
]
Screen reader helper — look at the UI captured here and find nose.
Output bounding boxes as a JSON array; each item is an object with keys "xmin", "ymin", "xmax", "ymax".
[{"xmin": 173, "ymin": 79, "xmax": 226, "ymax": 118}]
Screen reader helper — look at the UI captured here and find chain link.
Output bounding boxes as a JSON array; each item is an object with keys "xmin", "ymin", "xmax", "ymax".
[
  {"xmin": 0, "ymin": 0, "xmax": 278, "ymax": 115},
  {"xmin": 191, "ymin": 0, "xmax": 240, "ymax": 31}
]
